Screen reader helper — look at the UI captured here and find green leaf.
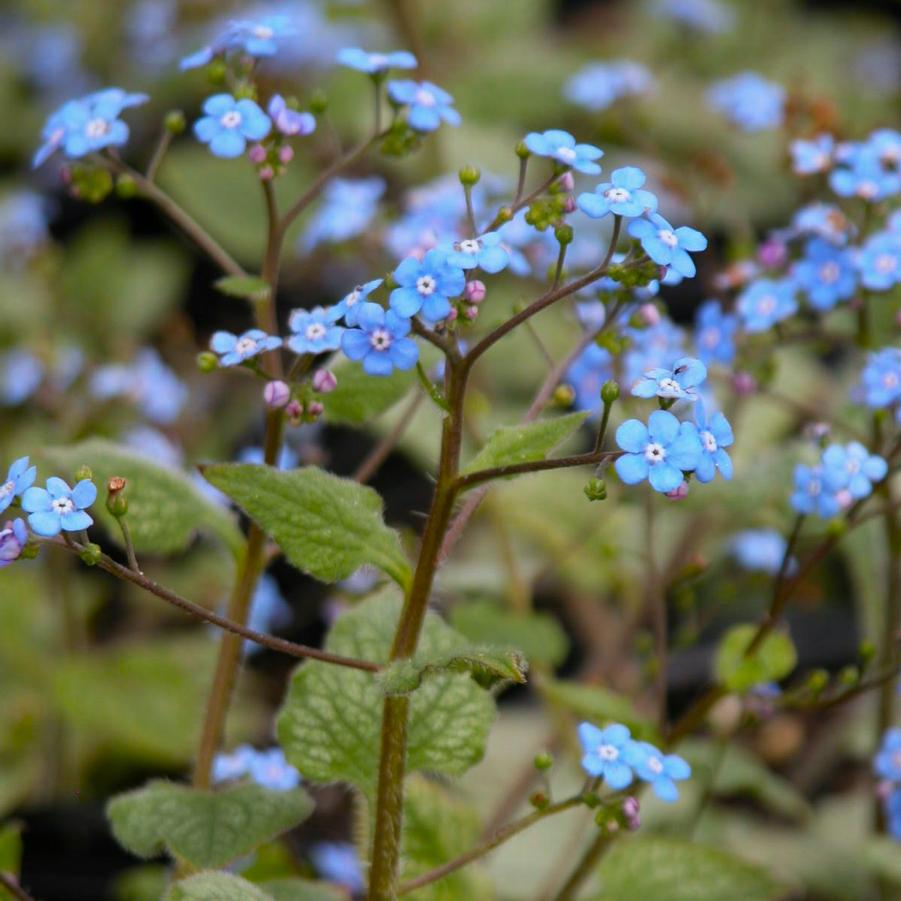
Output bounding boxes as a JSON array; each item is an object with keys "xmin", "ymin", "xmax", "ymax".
[
  {"xmin": 40, "ymin": 440, "xmax": 243, "ymax": 558},
  {"xmin": 539, "ymin": 678, "xmax": 659, "ymax": 741},
  {"xmin": 0, "ymin": 821, "xmax": 22, "ymax": 875},
  {"xmin": 378, "ymin": 644, "xmax": 528, "ymax": 695},
  {"xmin": 462, "ymin": 412, "xmax": 588, "ymax": 478},
  {"xmin": 107, "ymin": 780, "xmax": 313, "ymax": 870},
  {"xmin": 261, "ymin": 880, "xmax": 347, "ymax": 901},
  {"xmin": 322, "ymin": 359, "xmax": 416, "ymax": 424},
  {"xmin": 201, "ymin": 464, "xmax": 411, "ymax": 589},
  {"xmin": 714, "ymin": 625, "xmax": 797, "ymax": 692},
  {"xmin": 864, "ymin": 837, "xmax": 901, "ymax": 885},
  {"xmin": 277, "ymin": 589, "xmax": 495, "ymax": 796},
  {"xmin": 400, "ymin": 775, "xmax": 493, "ymax": 901},
  {"xmin": 450, "ymin": 601, "xmax": 569, "ymax": 667},
  {"xmin": 214, "ymin": 275, "xmax": 271, "ymax": 302},
  {"xmin": 164, "ymin": 873, "xmax": 273, "ymax": 901},
  {"xmin": 594, "ymin": 838, "xmax": 786, "ymax": 901}
]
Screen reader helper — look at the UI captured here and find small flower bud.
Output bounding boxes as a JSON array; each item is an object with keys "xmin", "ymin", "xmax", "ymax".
[
  {"xmin": 312, "ymin": 369, "xmax": 338, "ymax": 394},
  {"xmin": 259, "ymin": 165, "xmax": 275, "ymax": 181},
  {"xmin": 515, "ymin": 140, "xmax": 531, "ymax": 159},
  {"xmin": 197, "ymin": 351, "xmax": 219, "ymax": 373},
  {"xmin": 164, "ymin": 110, "xmax": 187, "ymax": 135},
  {"xmin": 115, "ymin": 174, "xmax": 138, "ymax": 199},
  {"xmin": 838, "ymin": 665, "xmax": 859, "ymax": 686},
  {"xmin": 464, "ymin": 280, "xmax": 486, "ymax": 303},
  {"xmin": 557, "ymin": 171, "xmax": 575, "ymax": 192},
  {"xmin": 555, "ymin": 224, "xmax": 574, "ymax": 246},
  {"xmin": 806, "ymin": 669, "xmax": 830, "ymax": 695},
  {"xmin": 264, "ymin": 380, "xmax": 291, "ymax": 408},
  {"xmin": 74, "ymin": 465, "xmax": 93, "ymax": 483},
  {"xmin": 553, "ymin": 384, "xmax": 575, "ymax": 407},
  {"xmin": 494, "ymin": 206, "xmax": 513, "ymax": 225},
  {"xmin": 307, "ymin": 400, "xmax": 324, "ymax": 418},
  {"xmin": 582, "ymin": 792, "xmax": 600, "ymax": 808},
  {"xmin": 731, "ymin": 371, "xmax": 757, "ymax": 396},
  {"xmin": 562, "ymin": 195, "xmax": 576, "ymax": 214},
  {"xmin": 285, "ymin": 399, "xmax": 303, "ymax": 423},
  {"xmin": 600, "ymin": 380, "xmax": 620, "ymax": 405},
  {"xmin": 106, "ymin": 477, "xmax": 128, "ymax": 518},
  {"xmin": 858, "ymin": 639, "xmax": 876, "ymax": 664},
  {"xmin": 248, "ymin": 143, "xmax": 267, "ymax": 164},
  {"xmin": 278, "ymin": 145, "xmax": 294, "ymax": 164},
  {"xmin": 758, "ymin": 238, "xmax": 788, "ymax": 268},
  {"xmin": 463, "ymin": 305, "xmax": 479, "ymax": 320},
  {"xmin": 622, "ymin": 797, "xmax": 640, "ymax": 819},
  {"xmin": 533, "ymin": 752, "xmax": 553, "ymax": 771},
  {"xmin": 309, "ymin": 89, "xmax": 328, "ymax": 114},
  {"xmin": 529, "ymin": 791, "xmax": 549, "ymax": 810},
  {"xmin": 665, "ymin": 481, "xmax": 689, "ymax": 501},
  {"xmin": 20, "ymin": 542, "xmax": 40, "ymax": 560},
  {"xmin": 638, "ymin": 303, "xmax": 660, "ymax": 326},
  {"xmin": 80, "ymin": 543, "xmax": 102, "ymax": 567},
  {"xmin": 206, "ymin": 59, "xmax": 227, "ymax": 85},
  {"xmin": 458, "ymin": 164, "xmax": 481, "ymax": 186},
  {"xmin": 583, "ymin": 478, "xmax": 607, "ymax": 502},
  {"xmin": 446, "ymin": 308, "xmax": 459, "ymax": 322}
]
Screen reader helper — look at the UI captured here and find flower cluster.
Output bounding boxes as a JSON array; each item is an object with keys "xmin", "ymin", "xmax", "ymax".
[
  {"xmin": 874, "ymin": 729, "xmax": 901, "ymax": 840},
  {"xmin": 212, "ymin": 745, "xmax": 301, "ymax": 792},
  {"xmin": 578, "ymin": 722, "xmax": 691, "ymax": 802},
  {"xmin": 564, "ymin": 60, "xmax": 654, "ymax": 112},
  {"xmin": 707, "ymin": 72, "xmax": 785, "ymax": 132},
  {"xmin": 791, "ymin": 442, "xmax": 888, "ymax": 518}
]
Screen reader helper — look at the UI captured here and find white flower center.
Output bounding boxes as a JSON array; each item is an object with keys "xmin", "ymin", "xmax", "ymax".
[
  {"xmin": 807, "ymin": 478, "xmax": 821, "ymax": 496},
  {"xmin": 556, "ymin": 146, "xmax": 577, "ymax": 163},
  {"xmin": 305, "ymin": 323, "xmax": 326, "ymax": 341},
  {"xmin": 819, "ymin": 261, "xmax": 840, "ymax": 284},
  {"xmin": 370, "ymin": 328, "xmax": 392, "ymax": 351},
  {"xmin": 644, "ymin": 442, "xmax": 667, "ymax": 464},
  {"xmin": 836, "ymin": 489, "xmax": 853, "ymax": 509},
  {"xmin": 346, "ymin": 287, "xmax": 362, "ymax": 307},
  {"xmin": 370, "ymin": 53, "xmax": 388, "ymax": 67},
  {"xmin": 253, "ymin": 25, "xmax": 274, "ymax": 39},
  {"xmin": 605, "ymin": 187, "xmax": 631, "ymax": 203},
  {"xmin": 857, "ymin": 181, "xmax": 878, "ymax": 199},
  {"xmin": 884, "ymin": 372, "xmax": 899, "ymax": 389},
  {"xmin": 646, "ymin": 756, "xmax": 664, "ymax": 775},
  {"xmin": 85, "ymin": 118, "xmax": 109, "ymax": 139},
  {"xmin": 597, "ymin": 743, "xmax": 619, "ymax": 762},
  {"xmin": 700, "ymin": 430, "xmax": 717, "ymax": 453},
  {"xmin": 0, "ymin": 481, "xmax": 14, "ymax": 500},
  {"xmin": 845, "ymin": 458, "xmax": 860, "ymax": 474},
  {"xmin": 221, "ymin": 110, "xmax": 243, "ymax": 129},
  {"xmin": 875, "ymin": 254, "xmax": 897, "ymax": 274},
  {"xmin": 657, "ymin": 229, "xmax": 678, "ymax": 248},
  {"xmin": 658, "ymin": 377, "xmax": 682, "ymax": 396},
  {"xmin": 416, "ymin": 275, "xmax": 437, "ymax": 296},
  {"xmin": 235, "ymin": 337, "xmax": 258, "ymax": 355},
  {"xmin": 414, "ymin": 89, "xmax": 436, "ymax": 107},
  {"xmin": 756, "ymin": 294, "xmax": 777, "ymax": 315},
  {"xmin": 701, "ymin": 327, "xmax": 720, "ymax": 347},
  {"xmin": 458, "ymin": 239, "xmax": 481, "ymax": 255},
  {"xmin": 52, "ymin": 497, "xmax": 75, "ymax": 515}
]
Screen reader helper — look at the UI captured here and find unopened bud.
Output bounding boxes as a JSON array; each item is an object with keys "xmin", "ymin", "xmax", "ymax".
[
  {"xmin": 583, "ymin": 478, "xmax": 607, "ymax": 501},
  {"xmin": 306, "ymin": 400, "xmax": 324, "ymax": 418},
  {"xmin": 259, "ymin": 165, "xmax": 274, "ymax": 181},
  {"xmin": 838, "ymin": 665, "xmax": 859, "ymax": 686},
  {"xmin": 533, "ymin": 752, "xmax": 553, "ymax": 771},
  {"xmin": 555, "ymin": 224, "xmax": 574, "ymax": 246},
  {"xmin": 463, "ymin": 305, "xmax": 479, "ymax": 320},
  {"xmin": 562, "ymin": 195, "xmax": 576, "ymax": 214},
  {"xmin": 285, "ymin": 399, "xmax": 303, "ymax": 422},
  {"xmin": 529, "ymin": 791, "xmax": 549, "ymax": 810},
  {"xmin": 264, "ymin": 380, "xmax": 291, "ymax": 408},
  {"xmin": 515, "ymin": 140, "xmax": 531, "ymax": 159},
  {"xmin": 622, "ymin": 797, "xmax": 640, "ymax": 819},
  {"xmin": 197, "ymin": 351, "xmax": 219, "ymax": 373},
  {"xmin": 806, "ymin": 669, "xmax": 829, "ymax": 695},
  {"xmin": 494, "ymin": 206, "xmax": 513, "ymax": 225},
  {"xmin": 665, "ymin": 481, "xmax": 689, "ymax": 501},
  {"xmin": 859, "ymin": 640, "xmax": 876, "ymax": 664},
  {"xmin": 638, "ymin": 303, "xmax": 660, "ymax": 326},
  {"xmin": 600, "ymin": 380, "xmax": 620, "ymax": 405},
  {"xmin": 106, "ymin": 477, "xmax": 128, "ymax": 518},
  {"xmin": 446, "ymin": 308, "xmax": 459, "ymax": 323},
  {"xmin": 312, "ymin": 369, "xmax": 338, "ymax": 394},
  {"xmin": 115, "ymin": 174, "xmax": 138, "ymax": 199},
  {"xmin": 80, "ymin": 543, "xmax": 102, "ymax": 566},
  {"xmin": 309, "ymin": 89, "xmax": 328, "ymax": 115},
  {"xmin": 248, "ymin": 143, "xmax": 267, "ymax": 164},
  {"xmin": 164, "ymin": 110, "xmax": 186, "ymax": 135},
  {"xmin": 732, "ymin": 371, "xmax": 757, "ymax": 396},
  {"xmin": 758, "ymin": 238, "xmax": 788, "ymax": 268},
  {"xmin": 464, "ymin": 280, "xmax": 486, "ymax": 303},
  {"xmin": 278, "ymin": 145, "xmax": 294, "ymax": 164},
  {"xmin": 206, "ymin": 60, "xmax": 227, "ymax": 85},
  {"xmin": 74, "ymin": 465, "xmax": 93, "ymax": 483},
  {"xmin": 553, "ymin": 384, "xmax": 575, "ymax": 407},
  {"xmin": 557, "ymin": 171, "xmax": 575, "ymax": 192},
  {"xmin": 458, "ymin": 164, "xmax": 481, "ymax": 186}
]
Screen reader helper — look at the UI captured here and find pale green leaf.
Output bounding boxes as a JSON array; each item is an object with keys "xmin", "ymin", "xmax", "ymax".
[
  {"xmin": 462, "ymin": 412, "xmax": 588, "ymax": 478},
  {"xmin": 714, "ymin": 625, "xmax": 797, "ymax": 692},
  {"xmin": 323, "ymin": 359, "xmax": 416, "ymax": 424},
  {"xmin": 40, "ymin": 440, "xmax": 243, "ymax": 558},
  {"xmin": 277, "ymin": 589, "xmax": 495, "ymax": 796},
  {"xmin": 107, "ymin": 780, "xmax": 313, "ymax": 870},
  {"xmin": 0, "ymin": 821, "xmax": 22, "ymax": 875},
  {"xmin": 261, "ymin": 879, "xmax": 347, "ymax": 901},
  {"xmin": 594, "ymin": 838, "xmax": 786, "ymax": 901},
  {"xmin": 201, "ymin": 464, "xmax": 411, "ymax": 588},
  {"xmin": 450, "ymin": 601, "xmax": 569, "ymax": 667},
  {"xmin": 214, "ymin": 275, "xmax": 271, "ymax": 301},
  {"xmin": 164, "ymin": 873, "xmax": 273, "ymax": 901},
  {"xmin": 864, "ymin": 837, "xmax": 901, "ymax": 885}
]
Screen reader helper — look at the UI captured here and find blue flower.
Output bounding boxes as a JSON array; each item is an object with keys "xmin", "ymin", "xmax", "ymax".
[
  {"xmin": 341, "ymin": 302, "xmax": 419, "ymax": 376},
  {"xmin": 288, "ymin": 306, "xmax": 344, "ymax": 355},
  {"xmin": 622, "ymin": 319, "xmax": 687, "ymax": 386},
  {"xmin": 578, "ymin": 167, "xmax": 658, "ymax": 219},
  {"xmin": 731, "ymin": 530, "xmax": 789, "ymax": 575},
  {"xmin": 566, "ymin": 344, "xmax": 614, "ymax": 415},
  {"xmin": 22, "ymin": 477, "xmax": 97, "ymax": 537},
  {"xmin": 630, "ymin": 741, "xmax": 691, "ymax": 802},
  {"xmin": 523, "ymin": 129, "xmax": 603, "ymax": 175},
  {"xmin": 238, "ymin": 446, "xmax": 299, "ymax": 471},
  {"xmin": 857, "ymin": 232, "xmax": 900, "ymax": 291},
  {"xmin": 0, "ymin": 518, "xmax": 28, "ymax": 569},
  {"xmin": 0, "ymin": 457, "xmax": 37, "ymax": 515},
  {"xmin": 337, "ymin": 47, "xmax": 417, "ymax": 74},
  {"xmin": 694, "ymin": 301, "xmax": 737, "ymax": 366},
  {"xmin": 248, "ymin": 747, "xmax": 302, "ymax": 791},
  {"xmin": 210, "ymin": 329, "xmax": 281, "ymax": 366},
  {"xmin": 874, "ymin": 728, "xmax": 901, "ymax": 782},
  {"xmin": 829, "ymin": 156, "xmax": 899, "ymax": 202},
  {"xmin": 212, "ymin": 744, "xmax": 255, "ymax": 783},
  {"xmin": 615, "ymin": 409, "xmax": 702, "ymax": 493},
  {"xmin": 90, "ymin": 348, "xmax": 186, "ymax": 425},
  {"xmin": 628, "ymin": 214, "xmax": 707, "ymax": 278},
  {"xmin": 653, "ymin": 0, "xmax": 734, "ymax": 33},
  {"xmin": 564, "ymin": 61, "xmax": 654, "ymax": 112},
  {"xmin": 310, "ymin": 842, "xmax": 365, "ymax": 894},
  {"xmin": 736, "ymin": 278, "xmax": 798, "ymax": 332},
  {"xmin": 0, "ymin": 191, "xmax": 49, "ymax": 266},
  {"xmin": 631, "ymin": 356, "xmax": 707, "ymax": 402},
  {"xmin": 444, "ymin": 232, "xmax": 509, "ymax": 273},
  {"xmin": 302, "ymin": 177, "xmax": 385, "ymax": 251},
  {"xmin": 790, "ymin": 464, "xmax": 843, "ymax": 518},
  {"xmin": 180, "ymin": 15, "xmax": 296, "ymax": 69},
  {"xmin": 790, "ymin": 134, "xmax": 834, "ymax": 176},
  {"xmin": 792, "ymin": 238, "xmax": 856, "ymax": 311},
  {"xmin": 387, "ymin": 80, "xmax": 460, "ymax": 132},
  {"xmin": 792, "ymin": 203, "xmax": 851, "ymax": 246},
  {"xmin": 244, "ymin": 574, "xmax": 292, "ymax": 656},
  {"xmin": 334, "ymin": 279, "xmax": 382, "ymax": 327},
  {"xmin": 859, "ymin": 348, "xmax": 901, "ymax": 412},
  {"xmin": 707, "ymin": 72, "xmax": 785, "ymax": 132},
  {"xmin": 33, "ymin": 88, "xmax": 148, "ymax": 167},
  {"xmin": 687, "ymin": 403, "xmax": 734, "ymax": 483},
  {"xmin": 821, "ymin": 442, "xmax": 887, "ymax": 501},
  {"xmin": 390, "ymin": 249, "xmax": 465, "ymax": 323},
  {"xmin": 886, "ymin": 788, "xmax": 901, "ymax": 842},
  {"xmin": 577, "ymin": 722, "xmax": 641, "ymax": 789},
  {"xmin": 268, "ymin": 95, "xmax": 315, "ymax": 137},
  {"xmin": 194, "ymin": 94, "xmax": 271, "ymax": 158}
]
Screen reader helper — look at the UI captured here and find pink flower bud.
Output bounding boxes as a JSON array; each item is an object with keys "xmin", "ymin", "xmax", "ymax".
[
  {"xmin": 263, "ymin": 380, "xmax": 290, "ymax": 408},
  {"xmin": 758, "ymin": 238, "xmax": 787, "ymax": 268},
  {"xmin": 562, "ymin": 195, "xmax": 576, "ymax": 214},
  {"xmin": 312, "ymin": 369, "xmax": 337, "ymax": 393},
  {"xmin": 622, "ymin": 797, "xmax": 640, "ymax": 819},
  {"xmin": 279, "ymin": 145, "xmax": 294, "ymax": 164},
  {"xmin": 665, "ymin": 481, "xmax": 689, "ymax": 501},
  {"xmin": 463, "ymin": 305, "xmax": 479, "ymax": 320},
  {"xmin": 557, "ymin": 171, "xmax": 575, "ymax": 192},
  {"xmin": 732, "ymin": 371, "xmax": 757, "ymax": 396},
  {"xmin": 248, "ymin": 143, "xmax": 267, "ymax": 164},
  {"xmin": 627, "ymin": 814, "xmax": 640, "ymax": 831},
  {"xmin": 464, "ymin": 280, "xmax": 486, "ymax": 303},
  {"xmin": 259, "ymin": 165, "xmax": 274, "ymax": 181},
  {"xmin": 638, "ymin": 303, "xmax": 660, "ymax": 326},
  {"xmin": 446, "ymin": 308, "xmax": 459, "ymax": 322},
  {"xmin": 285, "ymin": 400, "xmax": 303, "ymax": 422},
  {"xmin": 307, "ymin": 400, "xmax": 324, "ymax": 417}
]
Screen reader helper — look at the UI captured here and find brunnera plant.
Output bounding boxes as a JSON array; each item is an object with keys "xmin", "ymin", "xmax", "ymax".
[{"xmin": 1, "ymin": 12, "xmax": 900, "ymax": 901}]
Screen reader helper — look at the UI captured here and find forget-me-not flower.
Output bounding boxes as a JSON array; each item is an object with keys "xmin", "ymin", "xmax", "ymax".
[
  {"xmin": 687, "ymin": 403, "xmax": 734, "ymax": 483},
  {"xmin": 337, "ymin": 47, "xmax": 417, "ymax": 74},
  {"xmin": 875, "ymin": 728, "xmax": 901, "ymax": 782},
  {"xmin": 0, "ymin": 519, "xmax": 28, "ymax": 568},
  {"xmin": 249, "ymin": 747, "xmax": 302, "ymax": 791},
  {"xmin": 578, "ymin": 167, "xmax": 658, "ymax": 219},
  {"xmin": 22, "ymin": 477, "xmax": 97, "ymax": 537},
  {"xmin": 790, "ymin": 134, "xmax": 835, "ymax": 175},
  {"xmin": 790, "ymin": 464, "xmax": 843, "ymax": 518},
  {"xmin": 444, "ymin": 233, "xmax": 509, "ymax": 273},
  {"xmin": 629, "ymin": 214, "xmax": 707, "ymax": 278},
  {"xmin": 0, "ymin": 457, "xmax": 37, "ymax": 515},
  {"xmin": 693, "ymin": 300, "xmax": 737, "ymax": 366},
  {"xmin": 335, "ymin": 279, "xmax": 383, "ymax": 327},
  {"xmin": 631, "ymin": 356, "xmax": 707, "ymax": 402},
  {"xmin": 707, "ymin": 72, "xmax": 785, "ymax": 132},
  {"xmin": 792, "ymin": 238, "xmax": 856, "ymax": 310},
  {"xmin": 577, "ymin": 722, "xmax": 641, "ymax": 789},
  {"xmin": 859, "ymin": 348, "xmax": 901, "ymax": 412},
  {"xmin": 210, "ymin": 329, "xmax": 281, "ymax": 366},
  {"xmin": 630, "ymin": 741, "xmax": 692, "ymax": 802},
  {"xmin": 194, "ymin": 94, "xmax": 271, "ymax": 158},
  {"xmin": 821, "ymin": 442, "xmax": 887, "ymax": 501},
  {"xmin": 615, "ymin": 409, "xmax": 702, "ymax": 493},
  {"xmin": 180, "ymin": 15, "xmax": 296, "ymax": 69},
  {"xmin": 268, "ymin": 95, "xmax": 315, "ymax": 137},
  {"xmin": 857, "ymin": 232, "xmax": 900, "ymax": 291},
  {"xmin": 388, "ymin": 80, "xmax": 460, "ymax": 132},
  {"xmin": 736, "ymin": 278, "xmax": 798, "ymax": 332},
  {"xmin": 564, "ymin": 61, "xmax": 654, "ymax": 112},
  {"xmin": 390, "ymin": 249, "xmax": 465, "ymax": 323},
  {"xmin": 341, "ymin": 302, "xmax": 418, "ymax": 376},
  {"xmin": 288, "ymin": 306, "xmax": 344, "ymax": 355},
  {"xmin": 523, "ymin": 129, "xmax": 603, "ymax": 175},
  {"xmin": 302, "ymin": 177, "xmax": 386, "ymax": 251},
  {"xmin": 310, "ymin": 842, "xmax": 365, "ymax": 894},
  {"xmin": 731, "ymin": 530, "xmax": 790, "ymax": 575}
]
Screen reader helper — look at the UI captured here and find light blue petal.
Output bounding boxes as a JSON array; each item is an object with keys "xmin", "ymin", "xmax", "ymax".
[
  {"xmin": 341, "ymin": 330, "xmax": 370, "ymax": 361},
  {"xmin": 615, "ymin": 454, "xmax": 649, "ymax": 485},
  {"xmin": 616, "ymin": 419, "xmax": 649, "ymax": 453},
  {"xmin": 21, "ymin": 487, "xmax": 51, "ymax": 514},
  {"xmin": 60, "ymin": 510, "xmax": 93, "ymax": 531},
  {"xmin": 647, "ymin": 410, "xmax": 679, "ymax": 445},
  {"xmin": 649, "ymin": 462, "xmax": 683, "ymax": 493},
  {"xmin": 389, "ymin": 287, "xmax": 423, "ymax": 318},
  {"xmin": 209, "ymin": 130, "xmax": 246, "ymax": 158},
  {"xmin": 604, "ymin": 761, "xmax": 634, "ymax": 790},
  {"xmin": 28, "ymin": 510, "xmax": 61, "ymax": 537},
  {"xmin": 363, "ymin": 351, "xmax": 393, "ymax": 376},
  {"xmin": 71, "ymin": 480, "xmax": 97, "ymax": 509}
]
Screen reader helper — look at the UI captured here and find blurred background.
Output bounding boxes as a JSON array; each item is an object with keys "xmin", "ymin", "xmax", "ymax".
[{"xmin": 0, "ymin": 1, "xmax": 899, "ymax": 898}]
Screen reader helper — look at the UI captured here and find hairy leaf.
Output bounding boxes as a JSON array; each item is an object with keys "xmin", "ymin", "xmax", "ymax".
[
  {"xmin": 322, "ymin": 359, "xmax": 415, "ymax": 424},
  {"xmin": 165, "ymin": 873, "xmax": 273, "ymax": 901},
  {"xmin": 714, "ymin": 625, "xmax": 797, "ymax": 692}
]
